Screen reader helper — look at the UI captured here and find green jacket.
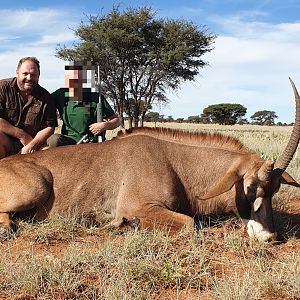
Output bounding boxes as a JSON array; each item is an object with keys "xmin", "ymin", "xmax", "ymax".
[{"xmin": 52, "ymin": 88, "xmax": 115, "ymax": 143}]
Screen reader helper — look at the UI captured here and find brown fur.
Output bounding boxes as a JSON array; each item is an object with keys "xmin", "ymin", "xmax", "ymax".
[{"xmin": 0, "ymin": 127, "xmax": 297, "ymax": 238}]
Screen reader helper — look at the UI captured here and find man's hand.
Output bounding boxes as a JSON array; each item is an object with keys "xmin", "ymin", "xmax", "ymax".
[
  {"xmin": 20, "ymin": 127, "xmax": 54, "ymax": 154},
  {"xmin": 20, "ymin": 143, "xmax": 36, "ymax": 154},
  {"xmin": 89, "ymin": 122, "xmax": 107, "ymax": 135}
]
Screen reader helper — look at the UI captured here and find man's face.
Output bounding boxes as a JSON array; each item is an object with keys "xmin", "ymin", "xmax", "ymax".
[
  {"xmin": 65, "ymin": 69, "xmax": 86, "ymax": 88},
  {"xmin": 16, "ymin": 60, "xmax": 39, "ymax": 93}
]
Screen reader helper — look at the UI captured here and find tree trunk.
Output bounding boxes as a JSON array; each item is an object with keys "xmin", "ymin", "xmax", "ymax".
[
  {"xmin": 134, "ymin": 117, "xmax": 139, "ymax": 128},
  {"xmin": 119, "ymin": 115, "xmax": 125, "ymax": 128},
  {"xmin": 128, "ymin": 117, "xmax": 133, "ymax": 129}
]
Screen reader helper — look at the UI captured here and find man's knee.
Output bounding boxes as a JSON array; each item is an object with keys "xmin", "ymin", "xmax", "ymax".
[
  {"xmin": 47, "ymin": 134, "xmax": 62, "ymax": 147},
  {"xmin": 47, "ymin": 134, "xmax": 76, "ymax": 147}
]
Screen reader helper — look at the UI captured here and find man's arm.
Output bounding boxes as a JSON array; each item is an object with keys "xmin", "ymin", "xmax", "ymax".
[
  {"xmin": 20, "ymin": 126, "xmax": 55, "ymax": 154},
  {"xmin": 0, "ymin": 118, "xmax": 32, "ymax": 145}
]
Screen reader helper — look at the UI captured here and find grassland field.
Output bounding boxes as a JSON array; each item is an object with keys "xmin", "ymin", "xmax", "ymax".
[{"xmin": 1, "ymin": 122, "xmax": 299, "ymax": 300}]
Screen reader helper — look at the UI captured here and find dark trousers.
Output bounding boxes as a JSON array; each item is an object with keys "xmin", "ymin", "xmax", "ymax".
[{"xmin": 47, "ymin": 133, "xmax": 76, "ymax": 147}]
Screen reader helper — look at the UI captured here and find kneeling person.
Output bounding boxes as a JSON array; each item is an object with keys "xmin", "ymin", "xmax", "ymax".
[
  {"xmin": 47, "ymin": 62, "xmax": 120, "ymax": 147},
  {"xmin": 0, "ymin": 57, "xmax": 57, "ymax": 158}
]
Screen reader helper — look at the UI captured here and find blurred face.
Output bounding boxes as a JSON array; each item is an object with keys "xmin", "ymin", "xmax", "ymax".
[
  {"xmin": 64, "ymin": 69, "xmax": 86, "ymax": 89},
  {"xmin": 16, "ymin": 60, "xmax": 39, "ymax": 93}
]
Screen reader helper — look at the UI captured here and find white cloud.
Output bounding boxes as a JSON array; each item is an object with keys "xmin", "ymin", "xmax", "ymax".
[
  {"xmin": 162, "ymin": 16, "xmax": 300, "ymax": 123},
  {"xmin": 0, "ymin": 8, "xmax": 78, "ymax": 48},
  {"xmin": 0, "ymin": 34, "xmax": 20, "ymax": 41},
  {"xmin": 0, "ymin": 8, "xmax": 77, "ymax": 92},
  {"xmin": 38, "ymin": 32, "xmax": 77, "ymax": 45},
  {"xmin": 0, "ymin": 6, "xmax": 299, "ymax": 123},
  {"xmin": 0, "ymin": 8, "xmax": 72, "ymax": 32}
]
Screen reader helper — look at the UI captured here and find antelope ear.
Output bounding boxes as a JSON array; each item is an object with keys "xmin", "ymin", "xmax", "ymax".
[
  {"xmin": 254, "ymin": 197, "xmax": 263, "ymax": 212},
  {"xmin": 280, "ymin": 171, "xmax": 300, "ymax": 187},
  {"xmin": 200, "ymin": 170, "xmax": 241, "ymax": 200}
]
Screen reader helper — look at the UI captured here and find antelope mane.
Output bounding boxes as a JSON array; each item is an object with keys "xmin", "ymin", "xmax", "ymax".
[{"xmin": 118, "ymin": 127, "xmax": 249, "ymax": 153}]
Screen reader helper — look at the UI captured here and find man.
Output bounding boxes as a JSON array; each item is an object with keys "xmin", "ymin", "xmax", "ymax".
[
  {"xmin": 0, "ymin": 57, "xmax": 58, "ymax": 158},
  {"xmin": 47, "ymin": 62, "xmax": 120, "ymax": 147}
]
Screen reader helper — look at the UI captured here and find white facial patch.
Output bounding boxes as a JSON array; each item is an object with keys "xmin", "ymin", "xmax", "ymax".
[{"xmin": 243, "ymin": 219, "xmax": 276, "ymax": 242}]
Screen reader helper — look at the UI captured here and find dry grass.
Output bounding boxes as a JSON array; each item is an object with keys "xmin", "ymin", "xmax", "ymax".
[
  {"xmin": 1, "ymin": 212, "xmax": 299, "ymax": 299},
  {"xmin": 1, "ymin": 122, "xmax": 299, "ymax": 300}
]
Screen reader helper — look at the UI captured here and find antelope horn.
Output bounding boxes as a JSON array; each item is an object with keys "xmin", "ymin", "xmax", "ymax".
[
  {"xmin": 274, "ymin": 78, "xmax": 300, "ymax": 172},
  {"xmin": 258, "ymin": 160, "xmax": 274, "ymax": 181}
]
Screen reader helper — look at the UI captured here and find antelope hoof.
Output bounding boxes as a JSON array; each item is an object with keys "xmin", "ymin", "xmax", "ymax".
[
  {"xmin": 0, "ymin": 221, "xmax": 18, "ymax": 240},
  {"xmin": 119, "ymin": 217, "xmax": 140, "ymax": 229},
  {"xmin": 128, "ymin": 217, "xmax": 140, "ymax": 229}
]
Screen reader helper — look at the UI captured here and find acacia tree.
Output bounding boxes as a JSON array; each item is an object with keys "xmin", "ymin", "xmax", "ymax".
[
  {"xmin": 250, "ymin": 110, "xmax": 278, "ymax": 125},
  {"xmin": 144, "ymin": 111, "xmax": 161, "ymax": 126},
  {"xmin": 187, "ymin": 115, "xmax": 202, "ymax": 123},
  {"xmin": 201, "ymin": 103, "xmax": 247, "ymax": 125},
  {"xmin": 56, "ymin": 6, "xmax": 215, "ymax": 128}
]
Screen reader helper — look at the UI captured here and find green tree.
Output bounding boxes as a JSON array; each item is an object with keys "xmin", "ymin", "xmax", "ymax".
[
  {"xmin": 250, "ymin": 110, "xmax": 278, "ymax": 125},
  {"xmin": 144, "ymin": 111, "xmax": 160, "ymax": 123},
  {"xmin": 176, "ymin": 118, "xmax": 185, "ymax": 123},
  {"xmin": 201, "ymin": 103, "xmax": 247, "ymax": 125},
  {"xmin": 166, "ymin": 115, "xmax": 174, "ymax": 122},
  {"xmin": 56, "ymin": 6, "xmax": 216, "ymax": 128},
  {"xmin": 187, "ymin": 115, "xmax": 201, "ymax": 123}
]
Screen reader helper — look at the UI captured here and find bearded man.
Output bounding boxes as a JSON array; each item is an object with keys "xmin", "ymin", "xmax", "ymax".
[{"xmin": 0, "ymin": 57, "xmax": 57, "ymax": 158}]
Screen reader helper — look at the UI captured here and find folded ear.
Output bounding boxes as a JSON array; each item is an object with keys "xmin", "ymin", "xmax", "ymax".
[
  {"xmin": 280, "ymin": 171, "xmax": 300, "ymax": 187},
  {"xmin": 199, "ymin": 169, "xmax": 241, "ymax": 200}
]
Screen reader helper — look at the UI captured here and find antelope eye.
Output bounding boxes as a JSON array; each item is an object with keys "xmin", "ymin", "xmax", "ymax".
[{"xmin": 246, "ymin": 185, "xmax": 256, "ymax": 201}]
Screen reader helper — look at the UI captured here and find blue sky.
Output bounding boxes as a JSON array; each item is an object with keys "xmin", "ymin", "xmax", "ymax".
[{"xmin": 1, "ymin": 0, "xmax": 300, "ymax": 123}]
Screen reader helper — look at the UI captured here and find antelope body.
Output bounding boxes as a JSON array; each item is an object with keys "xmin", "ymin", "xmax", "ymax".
[{"xmin": 0, "ymin": 79, "xmax": 299, "ymax": 241}]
